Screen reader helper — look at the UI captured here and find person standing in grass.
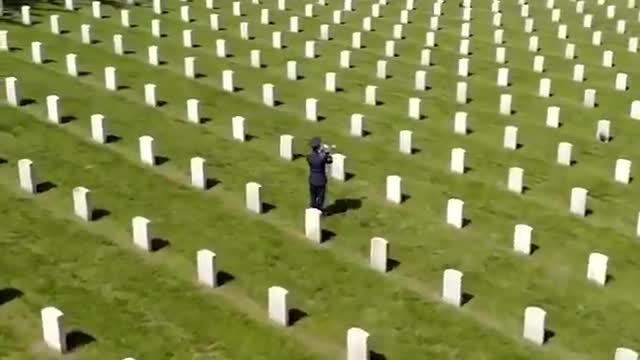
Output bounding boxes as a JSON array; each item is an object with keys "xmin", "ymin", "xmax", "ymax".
[{"xmin": 307, "ymin": 137, "xmax": 333, "ymax": 211}]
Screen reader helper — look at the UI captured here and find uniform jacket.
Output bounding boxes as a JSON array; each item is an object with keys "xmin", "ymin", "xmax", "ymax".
[{"xmin": 307, "ymin": 150, "xmax": 333, "ymax": 186}]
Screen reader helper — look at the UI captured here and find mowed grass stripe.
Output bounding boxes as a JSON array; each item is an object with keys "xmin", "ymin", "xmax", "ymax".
[
  {"xmin": 3, "ymin": 13, "xmax": 640, "ymax": 358},
  {"xmin": 0, "ymin": 105, "xmax": 560, "ymax": 359},
  {"xmin": 0, "ymin": 186, "xmax": 331, "ymax": 360}
]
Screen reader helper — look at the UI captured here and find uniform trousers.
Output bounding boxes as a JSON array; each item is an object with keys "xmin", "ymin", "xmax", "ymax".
[{"xmin": 309, "ymin": 184, "xmax": 326, "ymax": 210}]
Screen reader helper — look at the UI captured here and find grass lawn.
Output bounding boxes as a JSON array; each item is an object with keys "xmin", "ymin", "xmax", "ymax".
[{"xmin": 1, "ymin": 0, "xmax": 640, "ymax": 359}]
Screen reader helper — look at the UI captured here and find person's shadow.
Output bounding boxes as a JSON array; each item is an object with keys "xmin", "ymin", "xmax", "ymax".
[{"xmin": 324, "ymin": 197, "xmax": 364, "ymax": 215}]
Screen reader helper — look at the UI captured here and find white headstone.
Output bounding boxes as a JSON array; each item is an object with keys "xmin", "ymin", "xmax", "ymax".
[
  {"xmin": 240, "ymin": 22, "xmax": 250, "ymax": 40},
  {"xmin": 272, "ymin": 31, "xmax": 282, "ymax": 49},
  {"xmin": 139, "ymin": 135, "xmax": 155, "ymax": 165},
  {"xmin": 304, "ymin": 208, "xmax": 322, "ymax": 243},
  {"xmin": 190, "ymin": 157, "xmax": 206, "ymax": 189},
  {"xmin": 333, "ymin": 10, "xmax": 342, "ymax": 24},
  {"xmin": 305, "ymin": 3, "xmax": 314, "ymax": 17},
  {"xmin": 513, "ymin": 224, "xmax": 532, "ymax": 254},
  {"xmin": 151, "ymin": 19, "xmax": 161, "ymax": 37},
  {"xmin": 533, "ymin": 55, "xmax": 544, "ymax": 73},
  {"xmin": 222, "ymin": 70, "xmax": 234, "ymax": 92},
  {"xmin": 232, "ymin": 1, "xmax": 241, "ymax": 16},
  {"xmin": 152, "ymin": 0, "xmax": 161, "ymax": 14},
  {"xmin": 147, "ymin": 45, "xmax": 158, "ymax": 66},
  {"xmin": 144, "ymin": 84, "xmax": 156, "ymax": 107},
  {"xmin": 46, "ymin": 95, "xmax": 60, "ymax": 123},
  {"xmin": 447, "ymin": 198, "xmax": 464, "ymax": 228},
  {"xmin": 4, "ymin": 77, "xmax": 18, "ymax": 106},
  {"xmin": 132, "ymin": 216, "xmax": 151, "ymax": 250},
  {"xmin": 245, "ymin": 182, "xmax": 262, "ymax": 213},
  {"xmin": 458, "ymin": 58, "xmax": 469, "ymax": 77},
  {"xmin": 508, "ymin": 167, "xmax": 524, "ymax": 194},
  {"xmin": 17, "ymin": 159, "xmax": 36, "ymax": 193},
  {"xmin": 529, "ymin": 36, "xmax": 539, "ymax": 52},
  {"xmin": 305, "ymin": 98, "xmax": 317, "ymax": 121},
  {"xmin": 615, "ymin": 73, "xmax": 628, "ymax": 91},
  {"xmin": 90, "ymin": 114, "xmax": 106, "ymax": 143},
  {"xmin": 104, "ymin": 66, "xmax": 117, "ymax": 91},
  {"xmin": 565, "ymin": 43, "xmax": 576, "ymax": 59},
  {"xmin": 503, "ymin": 126, "xmax": 518, "ymax": 150},
  {"xmin": 21, "ymin": 5, "xmax": 31, "ymax": 25},
  {"xmin": 523, "ymin": 307, "xmax": 546, "ymax": 345},
  {"xmin": 557, "ymin": 24, "xmax": 568, "ymax": 39},
  {"xmin": 607, "ymin": 4, "xmax": 616, "ymax": 18},
  {"xmin": 180, "ymin": 5, "xmax": 190, "ymax": 22},
  {"xmin": 230, "ymin": 116, "xmax": 245, "ymax": 142},
  {"xmin": 113, "ymin": 34, "xmax": 123, "ymax": 55},
  {"xmin": 187, "ymin": 99, "xmax": 200, "ymax": 124},
  {"xmin": 41, "ymin": 307, "xmax": 66, "ymax": 353},
  {"xmin": 538, "ymin": 78, "xmax": 551, "ymax": 97},
  {"xmin": 340, "ymin": 50, "xmax": 351, "ymax": 68},
  {"xmin": 65, "ymin": 0, "xmax": 74, "ymax": 10},
  {"xmin": 305, "ymin": 41, "xmax": 316, "ymax": 58},
  {"xmin": 602, "ymin": 50, "xmax": 614, "ymax": 67},
  {"xmin": 631, "ymin": 101, "xmax": 640, "ymax": 120},
  {"xmin": 0, "ymin": 31, "xmax": 8, "ymax": 52},
  {"xmin": 216, "ymin": 39, "xmax": 226, "ymax": 58},
  {"xmin": 330, "ymin": 154, "xmax": 346, "ymax": 181},
  {"xmin": 196, "ymin": 249, "xmax": 216, "ymax": 287},
  {"xmin": 615, "ymin": 348, "xmax": 639, "ymax": 360},
  {"xmin": 499, "ymin": 94, "xmax": 512, "ymax": 115},
  {"xmin": 287, "ymin": 60, "xmax": 297, "ymax": 80},
  {"xmin": 546, "ymin": 106, "xmax": 560, "ymax": 128},
  {"xmin": 414, "ymin": 70, "xmax": 427, "ymax": 90},
  {"xmin": 584, "ymin": 89, "xmax": 596, "ymax": 108},
  {"xmin": 614, "ymin": 159, "xmax": 632, "ymax": 184},
  {"xmin": 493, "ymin": 29, "xmax": 503, "ymax": 44},
  {"xmin": 493, "ymin": 13, "xmax": 502, "ymax": 26},
  {"xmin": 393, "ymin": 25, "xmax": 403, "ymax": 40},
  {"xmin": 617, "ymin": 20, "xmax": 626, "ymax": 34},
  {"xmin": 496, "ymin": 47, "xmax": 506, "ymax": 64},
  {"xmin": 80, "ymin": 24, "xmax": 91, "ymax": 44},
  {"xmin": 279, "ymin": 134, "xmax": 293, "ymax": 160},
  {"xmin": 587, "ymin": 252, "xmax": 608, "ymax": 285},
  {"xmin": 72, "ymin": 186, "xmax": 92, "ymax": 221},
  {"xmin": 351, "ymin": 32, "xmax": 362, "ymax": 49},
  {"xmin": 454, "ymin": 112, "xmax": 467, "ymax": 135},
  {"xmin": 325, "ymin": 72, "xmax": 337, "ymax": 92},
  {"xmin": 557, "ymin": 142, "xmax": 572, "ymax": 166},
  {"xmin": 385, "ymin": 40, "xmax": 395, "ymax": 57},
  {"xmin": 364, "ymin": 85, "xmax": 377, "ymax": 105},
  {"xmin": 120, "ymin": 9, "xmax": 130, "ymax": 27},
  {"xmin": 376, "ymin": 60, "xmax": 387, "ymax": 79},
  {"xmin": 408, "ymin": 98, "xmax": 421, "ymax": 119},
  {"xmin": 456, "ymin": 82, "xmax": 468, "ymax": 104},
  {"xmin": 629, "ymin": 37, "xmax": 638, "ymax": 53},
  {"xmin": 450, "ymin": 148, "xmax": 465, "ymax": 174},
  {"xmin": 91, "ymin": 0, "xmax": 101, "ymax": 17},
  {"xmin": 497, "ymin": 68, "xmax": 509, "ymax": 87},
  {"xmin": 262, "ymin": 83, "xmax": 274, "ymax": 107},
  {"xmin": 346, "ymin": 328, "xmax": 369, "ymax": 360},
  {"xmin": 268, "ymin": 286, "xmax": 289, "ymax": 326},
  {"xmin": 182, "ymin": 29, "xmax": 193, "ymax": 48},
  {"xmin": 31, "ymin": 41, "xmax": 43, "ymax": 64},
  {"xmin": 593, "ymin": 31, "xmax": 602, "ymax": 45},
  {"xmin": 50, "ymin": 15, "xmax": 60, "ymax": 34},
  {"xmin": 421, "ymin": 48, "xmax": 432, "ymax": 66},
  {"xmin": 596, "ymin": 119, "xmax": 610, "ymax": 142},
  {"xmin": 573, "ymin": 64, "xmax": 584, "ymax": 82},
  {"xmin": 442, "ymin": 269, "xmax": 463, "ymax": 306},
  {"xmin": 289, "ymin": 16, "xmax": 299, "ymax": 32},
  {"xmin": 399, "ymin": 130, "xmax": 412, "ymax": 154},
  {"xmin": 460, "ymin": 22, "xmax": 470, "ymax": 38},
  {"xmin": 369, "ymin": 237, "xmax": 388, "ymax": 272},
  {"xmin": 260, "ymin": 8, "xmax": 269, "ymax": 24},
  {"xmin": 386, "ymin": 175, "xmax": 401, "ymax": 204},
  {"xmin": 250, "ymin": 49, "xmax": 261, "ymax": 68},
  {"xmin": 362, "ymin": 17, "xmax": 372, "ymax": 31},
  {"xmin": 570, "ymin": 187, "xmax": 588, "ymax": 216},
  {"xmin": 319, "ymin": 24, "xmax": 330, "ymax": 40},
  {"xmin": 210, "ymin": 14, "xmax": 219, "ymax": 30}
]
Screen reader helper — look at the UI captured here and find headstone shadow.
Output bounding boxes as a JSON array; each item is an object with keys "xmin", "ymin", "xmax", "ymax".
[
  {"xmin": 543, "ymin": 329, "xmax": 555, "ymax": 344},
  {"xmin": 65, "ymin": 330, "xmax": 96, "ymax": 352},
  {"xmin": 262, "ymin": 202, "xmax": 276, "ymax": 213},
  {"xmin": 530, "ymin": 243, "xmax": 540, "ymax": 255},
  {"xmin": 325, "ymin": 197, "xmax": 363, "ymax": 216},
  {"xmin": 151, "ymin": 237, "xmax": 170, "ymax": 252},
  {"xmin": 387, "ymin": 258, "xmax": 400, "ymax": 271},
  {"xmin": 321, "ymin": 229, "xmax": 336, "ymax": 242},
  {"xmin": 19, "ymin": 98, "xmax": 36, "ymax": 106},
  {"xmin": 91, "ymin": 208, "xmax": 110, "ymax": 221},
  {"xmin": 105, "ymin": 134, "xmax": 121, "ymax": 143},
  {"xmin": 461, "ymin": 292, "xmax": 474, "ymax": 306},
  {"xmin": 288, "ymin": 308, "xmax": 307, "ymax": 326},
  {"xmin": 154, "ymin": 156, "xmax": 169, "ymax": 165},
  {"xmin": 216, "ymin": 270, "xmax": 234, "ymax": 286},
  {"xmin": 206, "ymin": 178, "xmax": 221, "ymax": 189},
  {"xmin": 370, "ymin": 350, "xmax": 387, "ymax": 360},
  {"xmin": 36, "ymin": 181, "xmax": 56, "ymax": 193},
  {"xmin": 0, "ymin": 287, "xmax": 23, "ymax": 305}
]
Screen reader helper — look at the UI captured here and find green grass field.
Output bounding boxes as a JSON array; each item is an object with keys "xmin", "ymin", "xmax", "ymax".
[{"xmin": 1, "ymin": 0, "xmax": 640, "ymax": 358}]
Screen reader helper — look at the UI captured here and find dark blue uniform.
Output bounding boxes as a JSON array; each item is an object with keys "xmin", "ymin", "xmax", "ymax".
[{"xmin": 307, "ymin": 140, "xmax": 332, "ymax": 210}]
